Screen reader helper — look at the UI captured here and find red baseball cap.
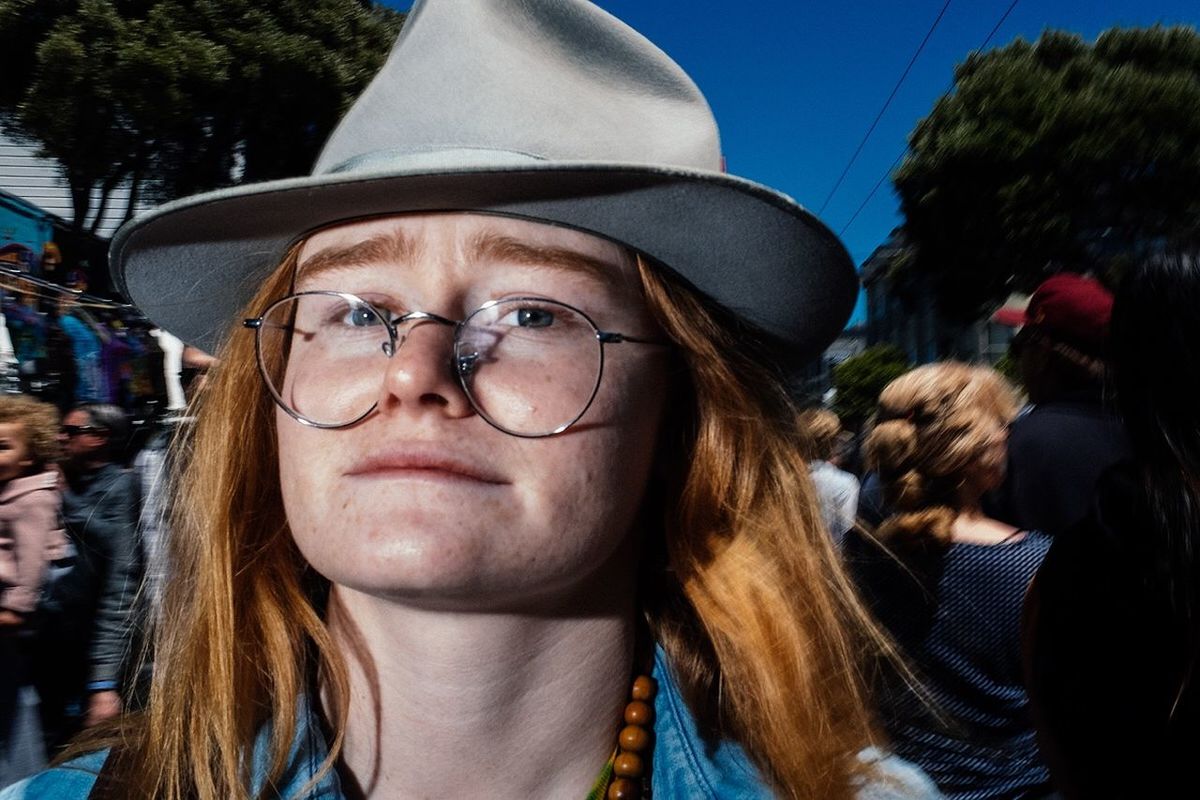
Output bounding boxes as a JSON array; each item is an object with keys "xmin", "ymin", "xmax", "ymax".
[{"xmin": 992, "ymin": 273, "xmax": 1114, "ymax": 354}]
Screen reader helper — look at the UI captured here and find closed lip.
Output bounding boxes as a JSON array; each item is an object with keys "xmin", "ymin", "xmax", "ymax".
[{"xmin": 344, "ymin": 445, "xmax": 507, "ymax": 485}]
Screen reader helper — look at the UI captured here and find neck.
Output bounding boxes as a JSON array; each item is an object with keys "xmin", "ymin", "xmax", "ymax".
[{"xmin": 324, "ymin": 580, "xmax": 638, "ymax": 800}]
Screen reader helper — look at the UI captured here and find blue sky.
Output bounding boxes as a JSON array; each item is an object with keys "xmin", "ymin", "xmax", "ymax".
[{"xmin": 383, "ymin": 1, "xmax": 1200, "ymax": 325}]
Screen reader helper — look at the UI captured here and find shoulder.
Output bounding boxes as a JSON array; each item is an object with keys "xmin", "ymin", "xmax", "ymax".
[
  {"xmin": 651, "ymin": 648, "xmax": 774, "ymax": 798},
  {"xmin": 810, "ymin": 462, "xmax": 859, "ymax": 492},
  {"xmin": 0, "ymin": 473, "xmax": 60, "ymax": 508},
  {"xmin": 0, "ymin": 751, "xmax": 107, "ymax": 799},
  {"xmin": 89, "ymin": 466, "xmax": 138, "ymax": 503},
  {"xmin": 648, "ymin": 650, "xmax": 940, "ymax": 799},
  {"xmin": 854, "ymin": 747, "xmax": 943, "ymax": 799}
]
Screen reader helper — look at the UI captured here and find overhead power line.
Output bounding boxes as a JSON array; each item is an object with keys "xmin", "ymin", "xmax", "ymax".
[
  {"xmin": 837, "ymin": 0, "xmax": 1022, "ymax": 238},
  {"xmin": 816, "ymin": 0, "xmax": 955, "ymax": 216}
]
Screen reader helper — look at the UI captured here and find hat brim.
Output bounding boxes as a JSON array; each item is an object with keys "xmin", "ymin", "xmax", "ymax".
[
  {"xmin": 991, "ymin": 308, "xmax": 1028, "ymax": 328},
  {"xmin": 111, "ymin": 162, "xmax": 858, "ymax": 361}
]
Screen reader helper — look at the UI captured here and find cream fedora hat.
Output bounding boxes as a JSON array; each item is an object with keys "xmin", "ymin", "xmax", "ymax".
[{"xmin": 110, "ymin": 0, "xmax": 858, "ymax": 360}]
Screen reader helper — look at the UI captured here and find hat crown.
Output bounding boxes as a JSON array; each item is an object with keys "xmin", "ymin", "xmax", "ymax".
[
  {"xmin": 314, "ymin": 0, "xmax": 723, "ymax": 176},
  {"xmin": 1029, "ymin": 273, "xmax": 1114, "ymax": 350}
]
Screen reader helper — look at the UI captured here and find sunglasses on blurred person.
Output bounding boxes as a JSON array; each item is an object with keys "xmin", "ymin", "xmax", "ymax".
[{"xmin": 62, "ymin": 424, "xmax": 105, "ymax": 437}]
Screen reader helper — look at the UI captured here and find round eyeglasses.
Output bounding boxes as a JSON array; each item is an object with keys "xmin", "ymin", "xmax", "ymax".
[{"xmin": 243, "ymin": 291, "xmax": 666, "ymax": 437}]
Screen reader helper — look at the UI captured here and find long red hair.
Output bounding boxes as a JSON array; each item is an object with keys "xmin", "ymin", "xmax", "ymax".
[{"xmin": 72, "ymin": 243, "xmax": 888, "ymax": 799}]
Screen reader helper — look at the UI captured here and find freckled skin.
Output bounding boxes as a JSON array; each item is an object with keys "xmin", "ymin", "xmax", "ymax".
[{"xmin": 277, "ymin": 214, "xmax": 669, "ymax": 612}]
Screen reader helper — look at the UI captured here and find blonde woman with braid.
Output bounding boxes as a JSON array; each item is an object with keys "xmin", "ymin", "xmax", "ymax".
[
  {"xmin": 844, "ymin": 363, "xmax": 1054, "ymax": 800},
  {"xmin": 1, "ymin": 1, "xmax": 941, "ymax": 799}
]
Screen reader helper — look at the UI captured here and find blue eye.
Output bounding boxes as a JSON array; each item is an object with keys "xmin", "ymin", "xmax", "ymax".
[
  {"xmin": 516, "ymin": 307, "xmax": 554, "ymax": 328},
  {"xmin": 344, "ymin": 305, "xmax": 383, "ymax": 327}
]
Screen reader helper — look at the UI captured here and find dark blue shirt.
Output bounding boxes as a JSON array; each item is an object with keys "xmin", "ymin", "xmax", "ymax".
[{"xmin": 846, "ymin": 530, "xmax": 1052, "ymax": 800}]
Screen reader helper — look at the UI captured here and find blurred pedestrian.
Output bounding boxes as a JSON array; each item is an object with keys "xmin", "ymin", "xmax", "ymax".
[
  {"xmin": 845, "ymin": 362, "xmax": 1053, "ymax": 799},
  {"xmin": 35, "ymin": 404, "xmax": 141, "ymax": 753},
  {"xmin": 989, "ymin": 274, "xmax": 1129, "ymax": 534},
  {"xmin": 1025, "ymin": 249, "xmax": 1200, "ymax": 797},
  {"xmin": 0, "ymin": 396, "xmax": 64, "ymax": 786},
  {"xmin": 799, "ymin": 408, "xmax": 860, "ymax": 544}
]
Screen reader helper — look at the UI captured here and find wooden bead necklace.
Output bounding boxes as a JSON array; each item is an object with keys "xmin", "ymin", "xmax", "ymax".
[{"xmin": 585, "ymin": 673, "xmax": 657, "ymax": 800}]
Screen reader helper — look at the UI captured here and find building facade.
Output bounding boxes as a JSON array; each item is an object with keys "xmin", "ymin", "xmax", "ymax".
[{"xmin": 862, "ymin": 229, "xmax": 1012, "ymax": 366}]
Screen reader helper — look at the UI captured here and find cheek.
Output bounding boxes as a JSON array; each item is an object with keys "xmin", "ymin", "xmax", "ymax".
[{"xmin": 276, "ymin": 413, "xmax": 336, "ymax": 539}]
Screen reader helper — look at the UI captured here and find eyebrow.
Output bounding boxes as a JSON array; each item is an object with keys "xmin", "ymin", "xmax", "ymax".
[
  {"xmin": 295, "ymin": 230, "xmax": 422, "ymax": 283},
  {"xmin": 295, "ymin": 227, "xmax": 626, "ymax": 286},
  {"xmin": 466, "ymin": 231, "xmax": 626, "ymax": 283}
]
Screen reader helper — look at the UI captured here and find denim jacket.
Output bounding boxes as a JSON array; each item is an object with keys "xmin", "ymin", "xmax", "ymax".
[{"xmin": 2, "ymin": 648, "xmax": 939, "ymax": 799}]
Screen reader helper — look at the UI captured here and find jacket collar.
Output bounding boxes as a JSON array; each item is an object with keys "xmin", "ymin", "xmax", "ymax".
[{"xmin": 254, "ymin": 646, "xmax": 769, "ymax": 799}]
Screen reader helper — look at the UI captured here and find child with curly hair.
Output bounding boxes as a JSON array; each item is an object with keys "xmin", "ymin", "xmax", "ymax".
[{"xmin": 0, "ymin": 395, "xmax": 65, "ymax": 786}]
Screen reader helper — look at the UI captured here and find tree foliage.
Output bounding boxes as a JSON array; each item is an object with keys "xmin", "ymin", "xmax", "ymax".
[
  {"xmin": 831, "ymin": 344, "xmax": 911, "ymax": 427},
  {"xmin": 0, "ymin": 0, "xmax": 404, "ymax": 234},
  {"xmin": 894, "ymin": 25, "xmax": 1200, "ymax": 319}
]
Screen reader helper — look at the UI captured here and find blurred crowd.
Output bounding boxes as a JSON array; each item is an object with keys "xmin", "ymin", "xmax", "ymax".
[
  {"xmin": 809, "ymin": 248, "xmax": 1199, "ymax": 798},
  {"xmin": 0, "ymin": 248, "xmax": 1196, "ymax": 798},
  {"xmin": 0, "ymin": 353, "xmax": 208, "ymax": 785}
]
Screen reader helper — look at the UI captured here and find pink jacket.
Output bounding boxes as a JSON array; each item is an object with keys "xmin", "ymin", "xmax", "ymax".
[{"xmin": 0, "ymin": 470, "xmax": 65, "ymax": 614}]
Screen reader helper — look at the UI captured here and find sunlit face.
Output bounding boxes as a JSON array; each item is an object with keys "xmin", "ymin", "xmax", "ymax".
[
  {"xmin": 0, "ymin": 423, "xmax": 33, "ymax": 483},
  {"xmin": 276, "ymin": 213, "xmax": 670, "ymax": 610}
]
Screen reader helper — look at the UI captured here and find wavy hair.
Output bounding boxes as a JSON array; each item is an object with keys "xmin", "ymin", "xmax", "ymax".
[
  {"xmin": 71, "ymin": 244, "xmax": 889, "ymax": 799},
  {"xmin": 865, "ymin": 362, "xmax": 1019, "ymax": 551},
  {"xmin": 0, "ymin": 394, "xmax": 61, "ymax": 472}
]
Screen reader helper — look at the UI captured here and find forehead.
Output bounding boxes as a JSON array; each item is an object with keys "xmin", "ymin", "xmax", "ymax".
[
  {"xmin": 295, "ymin": 213, "xmax": 634, "ymax": 284},
  {"xmin": 0, "ymin": 422, "xmax": 24, "ymax": 440},
  {"xmin": 63, "ymin": 410, "xmax": 90, "ymax": 426}
]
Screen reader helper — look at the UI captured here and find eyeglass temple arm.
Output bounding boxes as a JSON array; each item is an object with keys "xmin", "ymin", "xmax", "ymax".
[{"xmin": 597, "ymin": 331, "xmax": 669, "ymax": 346}]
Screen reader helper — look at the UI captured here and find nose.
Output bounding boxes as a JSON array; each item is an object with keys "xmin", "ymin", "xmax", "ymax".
[{"xmin": 376, "ymin": 318, "xmax": 475, "ymax": 423}]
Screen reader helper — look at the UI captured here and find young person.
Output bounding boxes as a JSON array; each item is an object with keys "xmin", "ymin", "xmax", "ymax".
[
  {"xmin": 845, "ymin": 363, "xmax": 1053, "ymax": 799},
  {"xmin": 0, "ymin": 395, "xmax": 64, "ymax": 785},
  {"xmin": 4, "ymin": 1, "xmax": 939, "ymax": 798}
]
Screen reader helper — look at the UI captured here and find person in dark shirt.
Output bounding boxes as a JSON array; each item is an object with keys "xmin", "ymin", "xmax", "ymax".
[
  {"xmin": 989, "ymin": 273, "xmax": 1129, "ymax": 535},
  {"xmin": 1025, "ymin": 249, "xmax": 1200, "ymax": 798},
  {"xmin": 34, "ymin": 404, "xmax": 141, "ymax": 754}
]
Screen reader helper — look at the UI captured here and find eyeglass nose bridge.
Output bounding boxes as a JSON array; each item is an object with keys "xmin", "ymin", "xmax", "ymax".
[{"xmin": 380, "ymin": 309, "xmax": 458, "ymax": 358}]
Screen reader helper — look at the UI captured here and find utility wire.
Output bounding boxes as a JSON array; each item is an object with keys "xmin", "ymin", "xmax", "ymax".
[
  {"xmin": 838, "ymin": 0, "xmax": 1022, "ymax": 238},
  {"xmin": 0, "ymin": 267, "xmax": 136, "ymax": 310},
  {"xmin": 816, "ymin": 0, "xmax": 955, "ymax": 216}
]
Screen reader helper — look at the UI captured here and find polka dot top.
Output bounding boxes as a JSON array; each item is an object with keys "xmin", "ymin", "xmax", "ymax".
[{"xmin": 845, "ymin": 529, "xmax": 1053, "ymax": 800}]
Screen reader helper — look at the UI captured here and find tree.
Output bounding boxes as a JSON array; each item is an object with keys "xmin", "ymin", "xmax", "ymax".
[
  {"xmin": 0, "ymin": 0, "xmax": 404, "ymax": 235},
  {"xmin": 831, "ymin": 344, "xmax": 911, "ymax": 428},
  {"xmin": 894, "ymin": 26, "xmax": 1200, "ymax": 319}
]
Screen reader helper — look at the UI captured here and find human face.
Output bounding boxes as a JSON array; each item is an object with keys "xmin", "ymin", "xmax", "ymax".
[
  {"xmin": 276, "ymin": 213, "xmax": 670, "ymax": 610},
  {"xmin": 60, "ymin": 410, "xmax": 107, "ymax": 465},
  {"xmin": 0, "ymin": 423, "xmax": 33, "ymax": 482}
]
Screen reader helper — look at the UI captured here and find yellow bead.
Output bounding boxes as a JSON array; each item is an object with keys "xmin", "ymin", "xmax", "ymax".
[
  {"xmin": 613, "ymin": 751, "xmax": 645, "ymax": 778},
  {"xmin": 619, "ymin": 724, "xmax": 651, "ymax": 752},
  {"xmin": 631, "ymin": 675, "xmax": 657, "ymax": 701},
  {"xmin": 624, "ymin": 700, "xmax": 653, "ymax": 725},
  {"xmin": 607, "ymin": 778, "xmax": 639, "ymax": 799}
]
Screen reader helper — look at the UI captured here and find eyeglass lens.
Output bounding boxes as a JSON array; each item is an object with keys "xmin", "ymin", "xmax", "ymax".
[{"xmin": 256, "ymin": 293, "xmax": 604, "ymax": 436}]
